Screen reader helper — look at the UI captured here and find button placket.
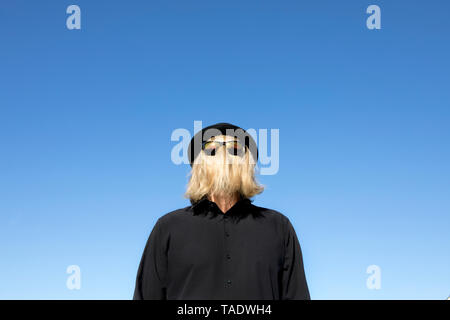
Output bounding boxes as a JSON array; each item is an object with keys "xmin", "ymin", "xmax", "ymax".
[{"xmin": 223, "ymin": 214, "xmax": 232, "ymax": 288}]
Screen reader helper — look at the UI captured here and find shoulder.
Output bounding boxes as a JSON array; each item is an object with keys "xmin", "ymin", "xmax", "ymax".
[
  {"xmin": 249, "ymin": 202, "xmax": 292, "ymax": 228},
  {"xmin": 154, "ymin": 205, "xmax": 194, "ymax": 229}
]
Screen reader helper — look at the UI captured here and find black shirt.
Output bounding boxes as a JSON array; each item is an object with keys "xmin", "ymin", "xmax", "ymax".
[{"xmin": 133, "ymin": 197, "xmax": 310, "ymax": 300}]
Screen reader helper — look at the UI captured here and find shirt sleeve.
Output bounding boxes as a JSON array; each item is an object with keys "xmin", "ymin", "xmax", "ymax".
[
  {"xmin": 280, "ymin": 218, "xmax": 310, "ymax": 300},
  {"xmin": 133, "ymin": 218, "xmax": 168, "ymax": 300}
]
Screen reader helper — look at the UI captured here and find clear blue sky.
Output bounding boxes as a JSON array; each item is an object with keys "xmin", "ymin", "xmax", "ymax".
[{"xmin": 0, "ymin": 0, "xmax": 449, "ymax": 299}]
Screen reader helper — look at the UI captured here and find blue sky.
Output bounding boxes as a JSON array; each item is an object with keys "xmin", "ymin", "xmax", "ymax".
[{"xmin": 0, "ymin": 0, "xmax": 449, "ymax": 299}]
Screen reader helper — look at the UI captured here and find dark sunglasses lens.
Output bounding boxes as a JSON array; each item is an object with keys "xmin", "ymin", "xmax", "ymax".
[
  {"xmin": 204, "ymin": 148, "xmax": 216, "ymax": 156},
  {"xmin": 203, "ymin": 141, "xmax": 217, "ymax": 156}
]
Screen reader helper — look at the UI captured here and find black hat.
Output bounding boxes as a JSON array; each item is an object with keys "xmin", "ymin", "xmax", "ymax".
[{"xmin": 187, "ymin": 122, "xmax": 258, "ymax": 167}]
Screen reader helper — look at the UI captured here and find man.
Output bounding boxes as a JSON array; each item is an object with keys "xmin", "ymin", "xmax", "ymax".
[{"xmin": 133, "ymin": 122, "xmax": 310, "ymax": 300}]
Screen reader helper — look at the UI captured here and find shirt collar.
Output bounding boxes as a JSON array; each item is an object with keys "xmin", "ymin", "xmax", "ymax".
[{"xmin": 191, "ymin": 196, "xmax": 252, "ymax": 216}]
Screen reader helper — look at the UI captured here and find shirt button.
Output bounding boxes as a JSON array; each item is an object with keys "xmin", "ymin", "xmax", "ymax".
[
  {"xmin": 225, "ymin": 232, "xmax": 230, "ymax": 237},
  {"xmin": 227, "ymin": 280, "xmax": 232, "ymax": 285},
  {"xmin": 226, "ymin": 254, "xmax": 231, "ymax": 260}
]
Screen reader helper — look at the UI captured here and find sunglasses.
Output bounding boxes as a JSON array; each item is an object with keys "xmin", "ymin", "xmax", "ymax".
[{"xmin": 202, "ymin": 140, "xmax": 246, "ymax": 157}]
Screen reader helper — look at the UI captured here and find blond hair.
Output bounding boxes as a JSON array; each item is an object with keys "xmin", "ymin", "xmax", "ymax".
[{"xmin": 184, "ymin": 136, "xmax": 264, "ymax": 203}]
